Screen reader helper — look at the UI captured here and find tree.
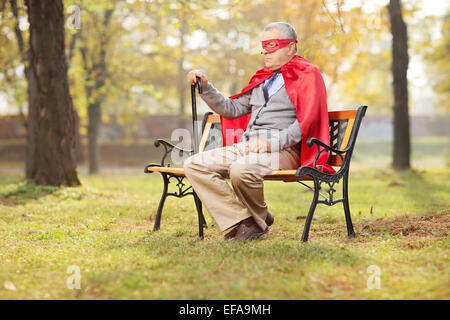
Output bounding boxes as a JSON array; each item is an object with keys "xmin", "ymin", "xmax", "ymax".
[
  {"xmin": 0, "ymin": 0, "xmax": 29, "ymax": 127},
  {"xmin": 80, "ymin": 4, "xmax": 115, "ymax": 174},
  {"xmin": 63, "ymin": 0, "xmax": 118, "ymax": 174},
  {"xmin": 66, "ymin": 0, "xmax": 151, "ymax": 173},
  {"xmin": 388, "ymin": 0, "xmax": 410, "ymax": 170},
  {"xmin": 25, "ymin": 0, "xmax": 80, "ymax": 186},
  {"xmin": 423, "ymin": 12, "xmax": 450, "ymax": 113}
]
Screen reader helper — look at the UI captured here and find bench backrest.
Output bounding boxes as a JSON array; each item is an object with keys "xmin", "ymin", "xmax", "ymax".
[
  {"xmin": 198, "ymin": 114, "xmax": 222, "ymax": 153},
  {"xmin": 197, "ymin": 106, "xmax": 367, "ymax": 168}
]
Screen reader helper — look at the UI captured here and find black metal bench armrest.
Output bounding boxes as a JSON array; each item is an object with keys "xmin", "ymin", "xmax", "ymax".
[
  {"xmin": 144, "ymin": 163, "xmax": 162, "ymax": 173},
  {"xmin": 154, "ymin": 139, "xmax": 194, "ymax": 166},
  {"xmin": 155, "ymin": 139, "xmax": 194, "ymax": 153},
  {"xmin": 307, "ymin": 137, "xmax": 350, "ymax": 171},
  {"xmin": 307, "ymin": 137, "xmax": 350, "ymax": 155},
  {"xmin": 295, "ymin": 165, "xmax": 337, "ymax": 181}
]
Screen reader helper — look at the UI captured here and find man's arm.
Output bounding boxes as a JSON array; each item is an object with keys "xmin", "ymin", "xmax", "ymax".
[
  {"xmin": 245, "ymin": 120, "xmax": 301, "ymax": 154},
  {"xmin": 275, "ymin": 119, "xmax": 302, "ymax": 151},
  {"xmin": 186, "ymin": 69, "xmax": 251, "ymax": 119},
  {"xmin": 200, "ymin": 83, "xmax": 252, "ymax": 119}
]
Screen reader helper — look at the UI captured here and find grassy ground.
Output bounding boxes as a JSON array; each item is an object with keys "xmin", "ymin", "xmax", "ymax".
[{"xmin": 0, "ymin": 162, "xmax": 448, "ymax": 300}]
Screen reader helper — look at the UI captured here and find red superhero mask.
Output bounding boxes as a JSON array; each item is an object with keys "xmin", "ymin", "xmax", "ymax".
[{"xmin": 261, "ymin": 38, "xmax": 298, "ymax": 53}]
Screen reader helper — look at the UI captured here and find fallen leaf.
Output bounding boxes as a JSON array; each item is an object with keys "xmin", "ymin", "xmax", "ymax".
[
  {"xmin": 4, "ymin": 281, "xmax": 17, "ymax": 291},
  {"xmin": 388, "ymin": 181, "xmax": 405, "ymax": 187}
]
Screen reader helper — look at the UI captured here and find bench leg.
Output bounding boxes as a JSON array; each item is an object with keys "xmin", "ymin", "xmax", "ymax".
[
  {"xmin": 193, "ymin": 192, "xmax": 205, "ymax": 240},
  {"xmin": 301, "ymin": 177, "xmax": 320, "ymax": 243},
  {"xmin": 195, "ymin": 193, "xmax": 207, "ymax": 227},
  {"xmin": 153, "ymin": 173, "xmax": 169, "ymax": 231},
  {"xmin": 342, "ymin": 171, "xmax": 356, "ymax": 238}
]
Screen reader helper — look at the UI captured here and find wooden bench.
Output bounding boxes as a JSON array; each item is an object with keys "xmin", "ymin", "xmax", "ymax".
[{"xmin": 145, "ymin": 85, "xmax": 367, "ymax": 242}]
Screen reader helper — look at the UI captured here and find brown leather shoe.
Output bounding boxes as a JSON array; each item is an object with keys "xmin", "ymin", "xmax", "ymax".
[
  {"xmin": 224, "ymin": 212, "xmax": 273, "ymax": 240},
  {"xmin": 266, "ymin": 211, "xmax": 274, "ymax": 226},
  {"xmin": 224, "ymin": 224, "xmax": 240, "ymax": 240},
  {"xmin": 231, "ymin": 217, "xmax": 269, "ymax": 241}
]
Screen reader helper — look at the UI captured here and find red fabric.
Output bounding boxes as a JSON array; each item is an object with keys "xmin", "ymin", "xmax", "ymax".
[{"xmin": 220, "ymin": 55, "xmax": 335, "ymax": 174}]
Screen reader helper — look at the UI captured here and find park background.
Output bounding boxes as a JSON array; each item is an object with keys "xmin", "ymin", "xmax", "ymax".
[{"xmin": 0, "ymin": 0, "xmax": 449, "ymax": 299}]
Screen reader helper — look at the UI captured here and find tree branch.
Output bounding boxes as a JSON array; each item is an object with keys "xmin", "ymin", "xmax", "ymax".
[{"xmin": 8, "ymin": 0, "xmax": 28, "ymax": 63}]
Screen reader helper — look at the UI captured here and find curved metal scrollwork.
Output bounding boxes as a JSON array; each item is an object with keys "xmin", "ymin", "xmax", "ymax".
[
  {"xmin": 166, "ymin": 175, "xmax": 194, "ymax": 198},
  {"xmin": 154, "ymin": 139, "xmax": 194, "ymax": 166},
  {"xmin": 316, "ymin": 180, "xmax": 344, "ymax": 206}
]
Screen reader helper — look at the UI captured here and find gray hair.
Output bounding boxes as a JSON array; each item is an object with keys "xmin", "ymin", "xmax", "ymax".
[{"xmin": 263, "ymin": 22, "xmax": 297, "ymax": 52}]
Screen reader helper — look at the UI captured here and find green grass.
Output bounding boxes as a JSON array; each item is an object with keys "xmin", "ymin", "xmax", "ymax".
[
  {"xmin": 352, "ymin": 137, "xmax": 450, "ymax": 167},
  {"xmin": 0, "ymin": 165, "xmax": 449, "ymax": 299}
]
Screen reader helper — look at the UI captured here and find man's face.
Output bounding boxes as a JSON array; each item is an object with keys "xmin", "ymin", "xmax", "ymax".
[{"xmin": 261, "ymin": 28, "xmax": 296, "ymax": 71}]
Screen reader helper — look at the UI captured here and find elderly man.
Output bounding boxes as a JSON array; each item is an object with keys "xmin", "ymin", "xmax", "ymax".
[{"xmin": 184, "ymin": 22, "xmax": 332, "ymax": 241}]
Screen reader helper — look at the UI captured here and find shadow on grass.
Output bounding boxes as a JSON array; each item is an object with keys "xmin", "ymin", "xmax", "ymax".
[
  {"xmin": 0, "ymin": 181, "xmax": 58, "ymax": 206},
  {"xmin": 122, "ymin": 231, "xmax": 361, "ymax": 270}
]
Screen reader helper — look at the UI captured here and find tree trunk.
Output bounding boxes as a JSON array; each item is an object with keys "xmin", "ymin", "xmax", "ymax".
[
  {"xmin": 9, "ymin": 0, "xmax": 32, "ymax": 134},
  {"xmin": 388, "ymin": 0, "xmax": 411, "ymax": 170},
  {"xmin": 73, "ymin": 110, "xmax": 84, "ymax": 164},
  {"xmin": 82, "ymin": 8, "xmax": 114, "ymax": 174},
  {"xmin": 67, "ymin": 30, "xmax": 84, "ymax": 164},
  {"xmin": 88, "ymin": 102, "xmax": 101, "ymax": 174},
  {"xmin": 25, "ymin": 0, "xmax": 80, "ymax": 186}
]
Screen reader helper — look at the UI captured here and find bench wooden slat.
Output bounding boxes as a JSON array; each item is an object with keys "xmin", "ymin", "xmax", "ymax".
[
  {"xmin": 147, "ymin": 167, "xmax": 313, "ymax": 181},
  {"xmin": 209, "ymin": 110, "xmax": 357, "ymax": 122},
  {"xmin": 206, "ymin": 114, "xmax": 221, "ymax": 123},
  {"xmin": 147, "ymin": 167, "xmax": 185, "ymax": 176},
  {"xmin": 328, "ymin": 109, "xmax": 358, "ymax": 120},
  {"xmin": 340, "ymin": 118, "xmax": 355, "ymax": 150},
  {"xmin": 199, "ymin": 121, "xmax": 212, "ymax": 152}
]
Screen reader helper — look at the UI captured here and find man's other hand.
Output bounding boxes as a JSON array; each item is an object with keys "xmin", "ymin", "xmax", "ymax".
[
  {"xmin": 186, "ymin": 69, "xmax": 209, "ymax": 90},
  {"xmin": 244, "ymin": 139, "xmax": 272, "ymax": 154}
]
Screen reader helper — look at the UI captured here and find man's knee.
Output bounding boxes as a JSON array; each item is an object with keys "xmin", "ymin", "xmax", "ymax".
[
  {"xmin": 183, "ymin": 153, "xmax": 212, "ymax": 176},
  {"xmin": 183, "ymin": 154, "xmax": 197, "ymax": 175},
  {"xmin": 229, "ymin": 162, "xmax": 260, "ymax": 185}
]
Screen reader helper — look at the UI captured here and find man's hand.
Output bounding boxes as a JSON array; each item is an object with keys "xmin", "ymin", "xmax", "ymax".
[
  {"xmin": 244, "ymin": 139, "xmax": 272, "ymax": 154},
  {"xmin": 186, "ymin": 69, "xmax": 209, "ymax": 91}
]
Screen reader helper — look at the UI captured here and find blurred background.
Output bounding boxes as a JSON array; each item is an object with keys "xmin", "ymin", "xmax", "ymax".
[{"xmin": 0, "ymin": 0, "xmax": 448, "ymax": 175}]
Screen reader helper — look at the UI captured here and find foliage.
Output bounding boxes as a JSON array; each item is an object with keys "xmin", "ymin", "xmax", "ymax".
[
  {"xmin": 0, "ymin": 0, "xmax": 447, "ymax": 131},
  {"xmin": 422, "ymin": 13, "xmax": 450, "ymax": 113},
  {"xmin": 0, "ymin": 0, "xmax": 28, "ymax": 115}
]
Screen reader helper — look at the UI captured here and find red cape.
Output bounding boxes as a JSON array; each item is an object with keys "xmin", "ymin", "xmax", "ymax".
[{"xmin": 220, "ymin": 55, "xmax": 335, "ymax": 174}]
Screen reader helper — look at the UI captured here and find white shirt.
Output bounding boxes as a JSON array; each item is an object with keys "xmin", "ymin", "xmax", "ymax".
[{"xmin": 263, "ymin": 72, "xmax": 284, "ymax": 99}]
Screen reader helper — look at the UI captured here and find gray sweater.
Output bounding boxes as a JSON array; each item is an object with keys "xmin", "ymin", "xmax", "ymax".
[{"xmin": 199, "ymin": 82, "xmax": 301, "ymax": 154}]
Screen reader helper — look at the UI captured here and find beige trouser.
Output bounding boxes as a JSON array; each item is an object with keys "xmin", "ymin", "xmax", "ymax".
[{"xmin": 183, "ymin": 142, "xmax": 300, "ymax": 233}]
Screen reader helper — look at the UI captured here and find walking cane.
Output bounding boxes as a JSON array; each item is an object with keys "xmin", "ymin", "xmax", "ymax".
[
  {"xmin": 190, "ymin": 76, "xmax": 206, "ymax": 239},
  {"xmin": 191, "ymin": 76, "xmax": 202, "ymax": 154}
]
